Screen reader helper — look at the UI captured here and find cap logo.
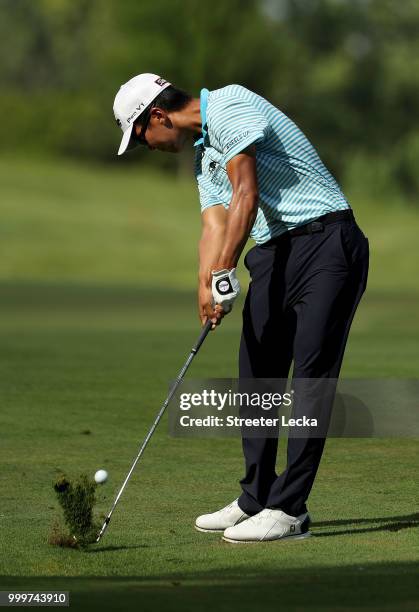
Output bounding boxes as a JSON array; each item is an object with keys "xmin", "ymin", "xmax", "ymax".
[
  {"xmin": 127, "ymin": 111, "xmax": 137, "ymax": 124},
  {"xmin": 155, "ymin": 77, "xmax": 167, "ymax": 87},
  {"xmin": 126, "ymin": 102, "xmax": 146, "ymax": 124}
]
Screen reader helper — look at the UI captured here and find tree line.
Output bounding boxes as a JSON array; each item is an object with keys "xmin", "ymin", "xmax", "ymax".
[{"xmin": 1, "ymin": 0, "xmax": 418, "ymax": 201}]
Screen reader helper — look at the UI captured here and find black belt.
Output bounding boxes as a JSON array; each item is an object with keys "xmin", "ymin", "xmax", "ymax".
[
  {"xmin": 288, "ymin": 209, "xmax": 354, "ymax": 236},
  {"xmin": 263, "ymin": 209, "xmax": 354, "ymax": 246}
]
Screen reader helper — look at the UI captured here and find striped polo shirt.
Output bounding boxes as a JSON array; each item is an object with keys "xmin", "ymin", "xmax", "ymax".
[{"xmin": 193, "ymin": 84, "xmax": 350, "ymax": 245}]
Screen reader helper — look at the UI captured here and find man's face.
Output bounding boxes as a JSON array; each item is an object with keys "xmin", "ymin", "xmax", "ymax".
[{"xmin": 133, "ymin": 108, "xmax": 187, "ymax": 153}]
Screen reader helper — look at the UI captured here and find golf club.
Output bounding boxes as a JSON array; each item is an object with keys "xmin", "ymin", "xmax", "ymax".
[{"xmin": 96, "ymin": 319, "xmax": 213, "ymax": 543}]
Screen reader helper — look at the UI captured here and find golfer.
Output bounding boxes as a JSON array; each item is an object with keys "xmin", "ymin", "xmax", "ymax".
[{"xmin": 113, "ymin": 73, "xmax": 369, "ymax": 543}]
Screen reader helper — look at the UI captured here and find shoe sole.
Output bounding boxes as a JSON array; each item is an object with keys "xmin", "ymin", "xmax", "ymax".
[
  {"xmin": 222, "ymin": 531, "xmax": 312, "ymax": 544},
  {"xmin": 194, "ymin": 525, "xmax": 224, "ymax": 533}
]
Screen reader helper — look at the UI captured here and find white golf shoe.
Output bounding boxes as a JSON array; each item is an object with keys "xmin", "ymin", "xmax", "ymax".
[
  {"xmin": 222, "ymin": 508, "xmax": 311, "ymax": 543},
  {"xmin": 195, "ymin": 498, "xmax": 250, "ymax": 533}
]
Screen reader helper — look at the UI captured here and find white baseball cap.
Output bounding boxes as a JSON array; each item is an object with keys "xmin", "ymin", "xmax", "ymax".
[{"xmin": 113, "ymin": 73, "xmax": 172, "ymax": 156}]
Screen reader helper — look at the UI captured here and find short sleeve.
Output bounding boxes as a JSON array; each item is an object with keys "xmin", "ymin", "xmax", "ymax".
[
  {"xmin": 194, "ymin": 146, "xmax": 222, "ymax": 212},
  {"xmin": 197, "ymin": 179, "xmax": 222, "ymax": 212},
  {"xmin": 207, "ymin": 94, "xmax": 270, "ymax": 163}
]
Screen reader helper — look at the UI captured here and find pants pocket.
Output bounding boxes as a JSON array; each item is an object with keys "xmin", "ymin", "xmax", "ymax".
[
  {"xmin": 243, "ymin": 245, "xmax": 258, "ymax": 270},
  {"xmin": 339, "ymin": 223, "xmax": 369, "ymax": 268}
]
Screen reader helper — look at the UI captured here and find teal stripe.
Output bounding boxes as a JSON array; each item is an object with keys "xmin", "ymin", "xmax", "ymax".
[{"xmin": 193, "ymin": 88, "xmax": 209, "ymax": 147}]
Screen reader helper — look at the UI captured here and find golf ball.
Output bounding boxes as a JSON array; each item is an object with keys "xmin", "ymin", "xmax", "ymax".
[{"xmin": 94, "ymin": 469, "xmax": 108, "ymax": 484}]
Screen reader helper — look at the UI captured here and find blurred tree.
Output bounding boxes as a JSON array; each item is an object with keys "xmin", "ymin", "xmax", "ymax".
[{"xmin": 0, "ymin": 0, "xmax": 418, "ymax": 201}]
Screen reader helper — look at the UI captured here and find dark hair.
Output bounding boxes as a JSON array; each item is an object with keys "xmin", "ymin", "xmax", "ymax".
[{"xmin": 134, "ymin": 85, "xmax": 192, "ymax": 127}]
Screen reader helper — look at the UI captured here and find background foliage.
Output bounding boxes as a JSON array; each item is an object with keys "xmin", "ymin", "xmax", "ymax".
[{"xmin": 1, "ymin": 0, "xmax": 419, "ymax": 202}]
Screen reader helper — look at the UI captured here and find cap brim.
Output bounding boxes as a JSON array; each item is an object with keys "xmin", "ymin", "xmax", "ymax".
[{"xmin": 117, "ymin": 124, "xmax": 135, "ymax": 156}]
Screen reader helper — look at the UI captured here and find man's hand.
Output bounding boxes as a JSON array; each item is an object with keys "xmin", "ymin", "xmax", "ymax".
[
  {"xmin": 198, "ymin": 282, "xmax": 225, "ymax": 329},
  {"xmin": 211, "ymin": 268, "xmax": 241, "ymax": 313}
]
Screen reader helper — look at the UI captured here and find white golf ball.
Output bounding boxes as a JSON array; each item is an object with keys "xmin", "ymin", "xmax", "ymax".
[{"xmin": 94, "ymin": 469, "xmax": 108, "ymax": 484}]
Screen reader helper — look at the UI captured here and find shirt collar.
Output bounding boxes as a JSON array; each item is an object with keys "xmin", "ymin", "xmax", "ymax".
[{"xmin": 193, "ymin": 87, "xmax": 209, "ymax": 148}]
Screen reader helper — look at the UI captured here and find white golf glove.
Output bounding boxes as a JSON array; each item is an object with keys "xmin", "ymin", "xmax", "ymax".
[{"xmin": 211, "ymin": 268, "xmax": 241, "ymax": 313}]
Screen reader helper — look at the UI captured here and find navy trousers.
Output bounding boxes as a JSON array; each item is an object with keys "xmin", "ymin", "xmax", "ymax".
[{"xmin": 238, "ymin": 214, "xmax": 369, "ymax": 516}]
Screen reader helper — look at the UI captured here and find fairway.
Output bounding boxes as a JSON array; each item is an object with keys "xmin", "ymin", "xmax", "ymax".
[
  {"xmin": 0, "ymin": 159, "xmax": 418, "ymax": 611},
  {"xmin": 0, "ymin": 283, "xmax": 418, "ymax": 611}
]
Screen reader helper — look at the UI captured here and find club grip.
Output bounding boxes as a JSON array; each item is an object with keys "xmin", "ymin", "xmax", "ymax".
[{"xmin": 192, "ymin": 319, "xmax": 212, "ymax": 354}]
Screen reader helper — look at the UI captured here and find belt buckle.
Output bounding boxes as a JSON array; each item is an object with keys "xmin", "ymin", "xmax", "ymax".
[{"xmin": 308, "ymin": 221, "xmax": 324, "ymax": 234}]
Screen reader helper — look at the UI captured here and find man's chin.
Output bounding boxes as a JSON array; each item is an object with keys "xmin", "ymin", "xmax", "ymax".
[
  {"xmin": 156, "ymin": 142, "xmax": 182, "ymax": 153},
  {"xmin": 168, "ymin": 143, "xmax": 182, "ymax": 153}
]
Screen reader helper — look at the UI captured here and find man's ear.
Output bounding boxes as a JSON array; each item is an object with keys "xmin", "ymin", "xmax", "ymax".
[
  {"xmin": 151, "ymin": 107, "xmax": 172, "ymax": 127},
  {"xmin": 150, "ymin": 107, "xmax": 164, "ymax": 123}
]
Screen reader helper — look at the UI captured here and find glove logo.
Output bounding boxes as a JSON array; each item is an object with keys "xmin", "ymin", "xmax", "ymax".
[
  {"xmin": 216, "ymin": 279, "xmax": 233, "ymax": 295},
  {"xmin": 211, "ymin": 268, "xmax": 240, "ymax": 314}
]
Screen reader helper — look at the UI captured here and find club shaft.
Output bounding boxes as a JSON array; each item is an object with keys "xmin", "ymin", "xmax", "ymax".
[{"xmin": 96, "ymin": 320, "xmax": 212, "ymax": 542}]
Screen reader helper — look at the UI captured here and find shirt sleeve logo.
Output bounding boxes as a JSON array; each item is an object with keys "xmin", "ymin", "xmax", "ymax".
[{"xmin": 225, "ymin": 130, "xmax": 250, "ymax": 151}]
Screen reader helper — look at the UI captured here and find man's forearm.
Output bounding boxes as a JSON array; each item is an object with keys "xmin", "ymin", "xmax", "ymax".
[
  {"xmin": 199, "ymin": 224, "xmax": 226, "ymax": 286},
  {"xmin": 215, "ymin": 190, "xmax": 258, "ymax": 270}
]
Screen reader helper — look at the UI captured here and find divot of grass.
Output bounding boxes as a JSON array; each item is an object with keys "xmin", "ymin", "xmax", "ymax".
[{"xmin": 50, "ymin": 474, "xmax": 101, "ymax": 549}]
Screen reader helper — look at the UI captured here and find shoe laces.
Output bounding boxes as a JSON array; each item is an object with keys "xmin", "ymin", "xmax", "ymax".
[
  {"xmin": 251, "ymin": 509, "xmax": 276, "ymax": 523},
  {"xmin": 223, "ymin": 499, "xmax": 239, "ymax": 514}
]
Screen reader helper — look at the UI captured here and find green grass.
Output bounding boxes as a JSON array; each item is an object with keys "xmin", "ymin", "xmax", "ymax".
[
  {"xmin": 0, "ymin": 156, "xmax": 201, "ymax": 288},
  {"xmin": 0, "ymin": 157, "xmax": 418, "ymax": 611},
  {"xmin": 1, "ymin": 154, "xmax": 419, "ymax": 293},
  {"xmin": 0, "ymin": 284, "xmax": 418, "ymax": 611}
]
